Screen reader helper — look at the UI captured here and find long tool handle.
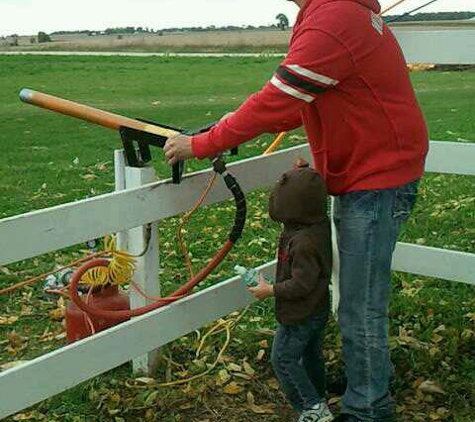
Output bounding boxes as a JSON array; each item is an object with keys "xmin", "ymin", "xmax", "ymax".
[{"xmin": 19, "ymin": 89, "xmax": 180, "ymax": 138}]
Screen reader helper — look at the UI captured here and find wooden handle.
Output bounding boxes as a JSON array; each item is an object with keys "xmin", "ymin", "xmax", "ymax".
[{"xmin": 19, "ymin": 89, "xmax": 180, "ymax": 138}]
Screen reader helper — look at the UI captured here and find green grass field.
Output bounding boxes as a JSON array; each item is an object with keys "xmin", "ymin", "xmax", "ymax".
[{"xmin": 0, "ymin": 56, "xmax": 474, "ymax": 422}]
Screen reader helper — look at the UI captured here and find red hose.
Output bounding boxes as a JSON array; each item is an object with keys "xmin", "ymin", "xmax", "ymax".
[{"xmin": 69, "ymin": 240, "xmax": 234, "ymax": 320}]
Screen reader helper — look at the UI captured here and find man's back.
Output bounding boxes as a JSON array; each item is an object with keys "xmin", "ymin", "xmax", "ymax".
[
  {"xmin": 294, "ymin": 0, "xmax": 429, "ymax": 194},
  {"xmin": 191, "ymin": 0, "xmax": 428, "ymax": 195}
]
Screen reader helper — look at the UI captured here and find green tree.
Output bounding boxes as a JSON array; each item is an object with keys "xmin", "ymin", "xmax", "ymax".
[
  {"xmin": 276, "ymin": 13, "xmax": 290, "ymax": 31},
  {"xmin": 38, "ymin": 31, "xmax": 51, "ymax": 43}
]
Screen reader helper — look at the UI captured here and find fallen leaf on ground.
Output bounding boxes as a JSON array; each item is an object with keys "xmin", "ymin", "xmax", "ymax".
[
  {"xmin": 216, "ymin": 369, "xmax": 231, "ymax": 386},
  {"xmin": 0, "ymin": 266, "xmax": 12, "ymax": 275},
  {"xmin": 227, "ymin": 363, "xmax": 242, "ymax": 372},
  {"xmin": 222, "ymin": 382, "xmax": 244, "ymax": 395},
  {"xmin": 13, "ymin": 411, "xmax": 45, "ymax": 421},
  {"xmin": 81, "ymin": 173, "xmax": 97, "ymax": 181},
  {"xmin": 49, "ymin": 307, "xmax": 64, "ymax": 321},
  {"xmin": 255, "ymin": 329, "xmax": 275, "ymax": 337},
  {"xmin": 233, "ymin": 373, "xmax": 253, "ymax": 381},
  {"xmin": 418, "ymin": 380, "xmax": 445, "ymax": 395},
  {"xmin": 257, "ymin": 349, "xmax": 266, "ymax": 361},
  {"xmin": 135, "ymin": 377, "xmax": 156, "ymax": 385},
  {"xmin": 0, "ymin": 316, "xmax": 19, "ymax": 325},
  {"xmin": 266, "ymin": 378, "xmax": 280, "ymax": 390},
  {"xmin": 258, "ymin": 339, "xmax": 269, "ymax": 348},
  {"xmin": 243, "ymin": 361, "xmax": 256, "ymax": 376},
  {"xmin": 246, "ymin": 391, "xmax": 275, "ymax": 414},
  {"xmin": 7, "ymin": 331, "xmax": 24, "ymax": 348},
  {"xmin": 55, "ymin": 332, "xmax": 67, "ymax": 341},
  {"xmin": 1, "ymin": 360, "xmax": 29, "ymax": 371}
]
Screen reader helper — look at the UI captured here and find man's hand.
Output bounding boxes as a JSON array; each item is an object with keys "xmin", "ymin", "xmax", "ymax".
[
  {"xmin": 164, "ymin": 134, "xmax": 194, "ymax": 165},
  {"xmin": 248, "ymin": 274, "xmax": 274, "ymax": 300}
]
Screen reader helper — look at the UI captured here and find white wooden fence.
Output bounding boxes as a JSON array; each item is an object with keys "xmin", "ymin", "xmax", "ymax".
[{"xmin": 1, "ymin": 29, "xmax": 475, "ymax": 419}]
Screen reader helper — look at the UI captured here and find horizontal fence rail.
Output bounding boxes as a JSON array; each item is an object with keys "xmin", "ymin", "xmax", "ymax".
[
  {"xmin": 1, "ymin": 140, "xmax": 474, "ymax": 268},
  {"xmin": 393, "ymin": 243, "xmax": 475, "ymax": 286},
  {"xmin": 392, "ymin": 29, "xmax": 475, "ymax": 65}
]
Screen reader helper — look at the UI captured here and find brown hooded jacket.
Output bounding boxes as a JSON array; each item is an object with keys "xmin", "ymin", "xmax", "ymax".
[{"xmin": 269, "ymin": 164, "xmax": 332, "ymax": 325}]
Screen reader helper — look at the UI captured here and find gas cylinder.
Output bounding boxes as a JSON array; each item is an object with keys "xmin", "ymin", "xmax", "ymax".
[{"xmin": 66, "ymin": 285, "xmax": 130, "ymax": 343}]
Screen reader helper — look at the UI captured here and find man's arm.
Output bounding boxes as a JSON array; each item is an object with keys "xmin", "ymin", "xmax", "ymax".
[{"xmin": 191, "ymin": 29, "xmax": 354, "ymax": 159}]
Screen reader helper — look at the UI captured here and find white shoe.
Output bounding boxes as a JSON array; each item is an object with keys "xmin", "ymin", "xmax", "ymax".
[{"xmin": 298, "ymin": 402, "xmax": 334, "ymax": 422}]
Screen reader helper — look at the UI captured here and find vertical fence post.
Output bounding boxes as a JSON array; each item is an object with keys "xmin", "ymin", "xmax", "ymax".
[
  {"xmin": 114, "ymin": 153, "xmax": 160, "ymax": 375},
  {"xmin": 114, "ymin": 150, "xmax": 128, "ymax": 251},
  {"xmin": 330, "ymin": 198, "xmax": 340, "ymax": 315}
]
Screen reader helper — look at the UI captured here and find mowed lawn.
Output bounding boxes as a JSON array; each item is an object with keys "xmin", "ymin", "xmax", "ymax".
[{"xmin": 0, "ymin": 56, "xmax": 474, "ymax": 422}]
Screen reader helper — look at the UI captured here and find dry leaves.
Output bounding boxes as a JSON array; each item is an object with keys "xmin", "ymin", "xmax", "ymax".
[
  {"xmin": 81, "ymin": 173, "xmax": 98, "ymax": 181},
  {"xmin": 12, "ymin": 411, "xmax": 45, "ymax": 421},
  {"xmin": 7, "ymin": 331, "xmax": 24, "ymax": 348},
  {"xmin": 246, "ymin": 391, "xmax": 275, "ymax": 414},
  {"xmin": 227, "ymin": 363, "xmax": 242, "ymax": 372},
  {"xmin": 49, "ymin": 307, "xmax": 64, "ymax": 321},
  {"xmin": 222, "ymin": 382, "xmax": 244, "ymax": 395},
  {"xmin": 266, "ymin": 378, "xmax": 280, "ymax": 390},
  {"xmin": 135, "ymin": 377, "xmax": 156, "ymax": 385},
  {"xmin": 0, "ymin": 316, "xmax": 19, "ymax": 325},
  {"xmin": 242, "ymin": 361, "xmax": 255, "ymax": 377},
  {"xmin": 418, "ymin": 380, "xmax": 446, "ymax": 395},
  {"xmin": 216, "ymin": 369, "xmax": 231, "ymax": 386},
  {"xmin": 396, "ymin": 327, "xmax": 429, "ymax": 350},
  {"xmin": 258, "ymin": 339, "xmax": 269, "ymax": 348},
  {"xmin": 256, "ymin": 349, "xmax": 266, "ymax": 361},
  {"xmin": 0, "ymin": 360, "xmax": 29, "ymax": 371}
]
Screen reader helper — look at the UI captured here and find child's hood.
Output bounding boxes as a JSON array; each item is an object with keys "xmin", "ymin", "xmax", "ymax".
[{"xmin": 268, "ymin": 163, "xmax": 328, "ymax": 226}]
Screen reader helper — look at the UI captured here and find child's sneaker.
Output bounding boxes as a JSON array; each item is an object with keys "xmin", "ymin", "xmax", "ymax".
[{"xmin": 298, "ymin": 402, "xmax": 333, "ymax": 422}]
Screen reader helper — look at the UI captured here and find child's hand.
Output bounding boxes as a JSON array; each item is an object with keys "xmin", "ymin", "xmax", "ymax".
[{"xmin": 248, "ymin": 274, "xmax": 274, "ymax": 300}]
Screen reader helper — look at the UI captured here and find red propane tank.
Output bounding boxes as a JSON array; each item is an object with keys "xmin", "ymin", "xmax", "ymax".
[{"xmin": 66, "ymin": 285, "xmax": 130, "ymax": 343}]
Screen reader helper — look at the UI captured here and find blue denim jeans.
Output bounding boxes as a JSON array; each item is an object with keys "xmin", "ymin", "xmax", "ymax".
[
  {"xmin": 271, "ymin": 306, "xmax": 329, "ymax": 413},
  {"xmin": 334, "ymin": 180, "xmax": 419, "ymax": 421}
]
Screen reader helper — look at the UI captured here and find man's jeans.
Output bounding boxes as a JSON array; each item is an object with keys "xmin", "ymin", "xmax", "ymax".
[
  {"xmin": 334, "ymin": 180, "xmax": 419, "ymax": 421},
  {"xmin": 271, "ymin": 306, "xmax": 329, "ymax": 413}
]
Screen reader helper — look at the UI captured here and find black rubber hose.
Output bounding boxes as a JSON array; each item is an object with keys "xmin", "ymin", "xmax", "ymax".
[{"xmin": 223, "ymin": 173, "xmax": 247, "ymax": 243}]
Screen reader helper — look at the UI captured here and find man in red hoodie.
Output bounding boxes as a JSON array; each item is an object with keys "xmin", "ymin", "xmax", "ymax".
[{"xmin": 164, "ymin": 0, "xmax": 428, "ymax": 421}]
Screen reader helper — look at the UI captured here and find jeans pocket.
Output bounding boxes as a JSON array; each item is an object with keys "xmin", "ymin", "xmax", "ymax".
[
  {"xmin": 392, "ymin": 181, "xmax": 419, "ymax": 222},
  {"xmin": 335, "ymin": 190, "xmax": 379, "ymax": 221}
]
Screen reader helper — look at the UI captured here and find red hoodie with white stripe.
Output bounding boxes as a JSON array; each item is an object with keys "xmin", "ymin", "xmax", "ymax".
[{"xmin": 191, "ymin": 0, "xmax": 429, "ymax": 195}]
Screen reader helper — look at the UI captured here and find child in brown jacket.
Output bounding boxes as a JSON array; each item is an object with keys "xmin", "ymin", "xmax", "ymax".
[{"xmin": 249, "ymin": 161, "xmax": 333, "ymax": 422}]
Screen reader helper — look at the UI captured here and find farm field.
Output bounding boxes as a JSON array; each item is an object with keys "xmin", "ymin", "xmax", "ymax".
[
  {"xmin": 0, "ymin": 56, "xmax": 474, "ymax": 422},
  {"xmin": 1, "ymin": 22, "xmax": 474, "ymax": 53}
]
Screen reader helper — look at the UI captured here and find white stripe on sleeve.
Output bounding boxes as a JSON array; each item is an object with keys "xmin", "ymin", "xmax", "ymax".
[
  {"xmin": 286, "ymin": 64, "xmax": 339, "ymax": 86},
  {"xmin": 270, "ymin": 76, "xmax": 314, "ymax": 103}
]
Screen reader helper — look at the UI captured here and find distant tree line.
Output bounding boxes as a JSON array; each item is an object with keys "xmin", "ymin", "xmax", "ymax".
[
  {"xmin": 50, "ymin": 24, "xmax": 281, "ymax": 38},
  {"xmin": 383, "ymin": 11, "xmax": 475, "ymax": 23},
  {"xmin": 11, "ymin": 11, "xmax": 474, "ymax": 42}
]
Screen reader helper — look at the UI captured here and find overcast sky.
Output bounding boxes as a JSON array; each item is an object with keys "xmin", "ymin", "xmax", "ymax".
[{"xmin": 1, "ymin": 0, "xmax": 473, "ymax": 37}]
